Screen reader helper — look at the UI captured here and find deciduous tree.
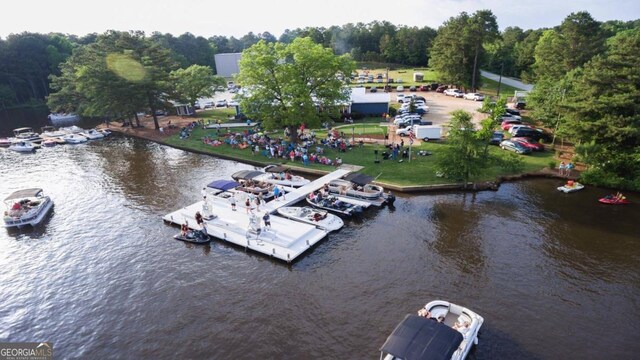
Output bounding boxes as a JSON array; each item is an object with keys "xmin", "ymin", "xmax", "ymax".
[{"xmin": 237, "ymin": 37, "xmax": 355, "ymax": 142}]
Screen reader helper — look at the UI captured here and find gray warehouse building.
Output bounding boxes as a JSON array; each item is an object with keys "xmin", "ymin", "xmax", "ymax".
[{"xmin": 214, "ymin": 53, "xmax": 242, "ymax": 78}]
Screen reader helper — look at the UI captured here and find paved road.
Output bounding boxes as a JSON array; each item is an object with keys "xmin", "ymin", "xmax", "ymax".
[{"xmin": 481, "ymin": 70, "xmax": 534, "ymax": 91}]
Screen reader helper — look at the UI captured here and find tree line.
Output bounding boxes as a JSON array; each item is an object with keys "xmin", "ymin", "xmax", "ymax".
[{"xmin": 2, "ymin": 11, "xmax": 637, "ymax": 109}]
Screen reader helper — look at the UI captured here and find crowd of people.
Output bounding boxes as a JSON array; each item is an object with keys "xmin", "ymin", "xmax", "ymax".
[{"xmin": 197, "ymin": 124, "xmax": 351, "ymax": 167}]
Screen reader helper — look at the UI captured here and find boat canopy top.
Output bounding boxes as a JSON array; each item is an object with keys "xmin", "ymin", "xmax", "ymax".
[
  {"xmin": 231, "ymin": 170, "xmax": 265, "ymax": 181},
  {"xmin": 4, "ymin": 188, "xmax": 44, "ymax": 201},
  {"xmin": 380, "ymin": 314, "xmax": 463, "ymax": 360},
  {"xmin": 264, "ymin": 165, "xmax": 288, "ymax": 173},
  {"xmin": 13, "ymin": 127, "xmax": 34, "ymax": 133},
  {"xmin": 344, "ymin": 173, "xmax": 374, "ymax": 186},
  {"xmin": 207, "ymin": 180, "xmax": 239, "ymax": 191}
]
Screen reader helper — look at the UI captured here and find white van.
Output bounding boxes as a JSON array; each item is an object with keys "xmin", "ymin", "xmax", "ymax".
[{"xmin": 413, "ymin": 125, "xmax": 442, "ymax": 141}]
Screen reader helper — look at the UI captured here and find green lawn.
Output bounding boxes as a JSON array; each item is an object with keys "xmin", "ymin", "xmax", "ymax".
[{"xmin": 164, "ymin": 126, "xmax": 552, "ymax": 186}]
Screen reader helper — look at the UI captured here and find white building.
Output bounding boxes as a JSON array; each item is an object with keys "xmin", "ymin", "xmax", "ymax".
[{"xmin": 214, "ymin": 53, "xmax": 242, "ymax": 78}]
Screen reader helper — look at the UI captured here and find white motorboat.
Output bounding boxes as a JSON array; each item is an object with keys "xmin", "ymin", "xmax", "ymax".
[
  {"xmin": 557, "ymin": 181, "xmax": 584, "ymax": 193},
  {"xmin": 40, "ymin": 126, "xmax": 67, "ymax": 139},
  {"xmin": 380, "ymin": 300, "xmax": 484, "ymax": 360},
  {"xmin": 13, "ymin": 127, "xmax": 41, "ymax": 142},
  {"xmin": 81, "ymin": 129, "xmax": 105, "ymax": 140},
  {"xmin": 327, "ymin": 173, "xmax": 385, "ymax": 201},
  {"xmin": 3, "ymin": 188, "xmax": 54, "ymax": 228},
  {"xmin": 8, "ymin": 140, "xmax": 36, "ymax": 153},
  {"xmin": 59, "ymin": 125, "xmax": 85, "ymax": 134},
  {"xmin": 276, "ymin": 206, "xmax": 344, "ymax": 232},
  {"xmin": 62, "ymin": 133, "xmax": 88, "ymax": 144},
  {"xmin": 262, "ymin": 165, "xmax": 311, "ymax": 187},
  {"xmin": 0, "ymin": 138, "xmax": 12, "ymax": 147},
  {"xmin": 98, "ymin": 129, "xmax": 112, "ymax": 136}
]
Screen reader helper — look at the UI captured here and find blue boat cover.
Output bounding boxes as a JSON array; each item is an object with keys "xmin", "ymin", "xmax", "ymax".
[
  {"xmin": 380, "ymin": 314, "xmax": 463, "ymax": 360},
  {"xmin": 207, "ymin": 180, "xmax": 239, "ymax": 191}
]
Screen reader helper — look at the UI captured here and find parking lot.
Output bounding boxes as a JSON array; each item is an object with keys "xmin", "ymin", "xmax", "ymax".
[{"xmin": 392, "ymin": 90, "xmax": 487, "ymax": 126}]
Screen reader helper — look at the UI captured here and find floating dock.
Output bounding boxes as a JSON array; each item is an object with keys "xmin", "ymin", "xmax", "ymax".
[{"xmin": 163, "ymin": 169, "xmax": 354, "ymax": 262}]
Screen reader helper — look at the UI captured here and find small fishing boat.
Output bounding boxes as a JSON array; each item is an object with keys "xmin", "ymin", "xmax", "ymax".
[
  {"xmin": 598, "ymin": 194, "xmax": 630, "ymax": 205},
  {"xmin": 557, "ymin": 180, "xmax": 584, "ymax": 193},
  {"xmin": 305, "ymin": 194, "xmax": 364, "ymax": 216},
  {"xmin": 81, "ymin": 129, "xmax": 105, "ymax": 140},
  {"xmin": 261, "ymin": 165, "xmax": 311, "ymax": 187},
  {"xmin": 380, "ymin": 300, "xmax": 484, "ymax": 360},
  {"xmin": 62, "ymin": 133, "xmax": 88, "ymax": 144},
  {"xmin": 3, "ymin": 188, "xmax": 54, "ymax": 228},
  {"xmin": 8, "ymin": 140, "xmax": 36, "ymax": 153},
  {"xmin": 277, "ymin": 206, "xmax": 344, "ymax": 232},
  {"xmin": 173, "ymin": 229, "xmax": 210, "ymax": 244},
  {"xmin": 328, "ymin": 173, "xmax": 385, "ymax": 201}
]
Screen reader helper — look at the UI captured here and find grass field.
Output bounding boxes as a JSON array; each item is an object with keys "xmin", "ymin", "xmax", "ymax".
[{"xmin": 164, "ymin": 125, "xmax": 552, "ymax": 186}]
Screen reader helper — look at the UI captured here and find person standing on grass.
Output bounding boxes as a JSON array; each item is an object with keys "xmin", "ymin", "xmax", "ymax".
[{"xmin": 559, "ymin": 161, "xmax": 566, "ymax": 176}]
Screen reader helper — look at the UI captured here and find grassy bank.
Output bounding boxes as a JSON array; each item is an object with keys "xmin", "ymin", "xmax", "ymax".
[{"xmin": 164, "ymin": 126, "xmax": 552, "ymax": 186}]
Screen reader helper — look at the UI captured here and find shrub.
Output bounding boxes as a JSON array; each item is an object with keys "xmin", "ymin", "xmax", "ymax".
[
  {"xmin": 580, "ymin": 168, "xmax": 640, "ymax": 191},
  {"xmin": 548, "ymin": 160, "xmax": 556, "ymax": 170}
]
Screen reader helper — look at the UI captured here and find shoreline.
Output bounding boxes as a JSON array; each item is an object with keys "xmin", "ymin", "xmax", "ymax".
[{"xmin": 100, "ymin": 116, "xmax": 580, "ymax": 193}]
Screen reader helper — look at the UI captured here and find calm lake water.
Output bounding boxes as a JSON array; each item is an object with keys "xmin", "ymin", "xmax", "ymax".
[{"xmin": 1, "ymin": 135, "xmax": 638, "ymax": 359}]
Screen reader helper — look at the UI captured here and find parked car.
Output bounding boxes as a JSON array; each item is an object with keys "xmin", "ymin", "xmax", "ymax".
[
  {"xmin": 419, "ymin": 85, "xmax": 430, "ymax": 91},
  {"xmin": 501, "ymin": 119, "xmax": 522, "ymax": 130},
  {"xmin": 215, "ymin": 99, "xmax": 228, "ymax": 107},
  {"xmin": 512, "ymin": 137, "xmax": 545, "ymax": 151},
  {"xmin": 430, "ymin": 83, "xmax": 440, "ymax": 90},
  {"xmin": 463, "ymin": 92, "xmax": 485, "ymax": 101},
  {"xmin": 396, "ymin": 85, "xmax": 405, "ymax": 92},
  {"xmin": 398, "ymin": 107, "xmax": 428, "ymax": 115},
  {"xmin": 397, "ymin": 118, "xmax": 428, "ymax": 129},
  {"xmin": 396, "ymin": 94, "xmax": 406, "ymax": 103},
  {"xmin": 409, "ymin": 86, "xmax": 417, "ymax": 92},
  {"xmin": 505, "ymin": 108, "xmax": 521, "ymax": 116},
  {"xmin": 500, "ymin": 112, "xmax": 522, "ymax": 121},
  {"xmin": 393, "ymin": 115, "xmax": 421, "ymax": 125},
  {"xmin": 370, "ymin": 87, "xmax": 378, "ymax": 93},
  {"xmin": 509, "ymin": 124, "xmax": 533, "ymax": 135},
  {"xmin": 228, "ymin": 100, "xmax": 239, "ymax": 107},
  {"xmin": 435, "ymin": 85, "xmax": 448, "ymax": 93},
  {"xmin": 500, "ymin": 140, "xmax": 532, "ymax": 154},
  {"xmin": 512, "ymin": 128, "xmax": 551, "ymax": 142},
  {"xmin": 203, "ymin": 101, "xmax": 214, "ymax": 109},
  {"xmin": 515, "ymin": 101, "xmax": 526, "ymax": 110},
  {"xmin": 193, "ymin": 102, "xmax": 201, "ymax": 110},
  {"xmin": 415, "ymin": 96, "xmax": 426, "ymax": 102},
  {"xmin": 444, "ymin": 89, "xmax": 464, "ymax": 97},
  {"xmin": 489, "ymin": 131, "xmax": 504, "ymax": 145}
]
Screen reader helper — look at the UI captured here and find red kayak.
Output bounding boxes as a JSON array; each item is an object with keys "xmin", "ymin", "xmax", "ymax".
[{"xmin": 598, "ymin": 197, "xmax": 631, "ymax": 205}]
